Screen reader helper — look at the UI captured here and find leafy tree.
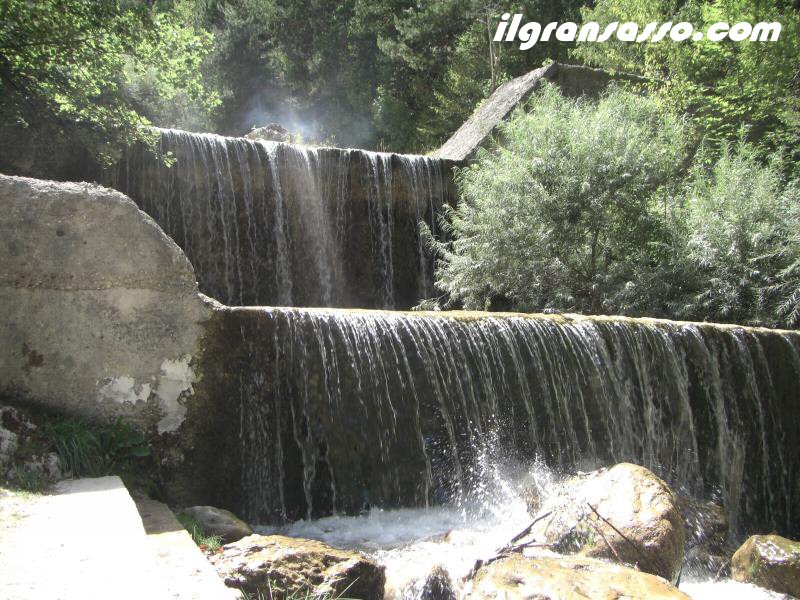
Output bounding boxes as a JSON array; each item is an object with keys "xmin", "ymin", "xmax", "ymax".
[
  {"xmin": 572, "ymin": 0, "xmax": 800, "ymax": 177},
  {"xmin": 424, "ymin": 83, "xmax": 689, "ymax": 313},
  {"xmin": 0, "ymin": 0, "xmax": 218, "ymax": 163},
  {"xmin": 376, "ymin": 0, "xmax": 582, "ymax": 151}
]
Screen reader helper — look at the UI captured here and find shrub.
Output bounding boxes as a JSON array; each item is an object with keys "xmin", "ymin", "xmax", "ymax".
[
  {"xmin": 424, "ymin": 83, "xmax": 689, "ymax": 314},
  {"xmin": 675, "ymin": 142, "xmax": 800, "ymax": 327}
]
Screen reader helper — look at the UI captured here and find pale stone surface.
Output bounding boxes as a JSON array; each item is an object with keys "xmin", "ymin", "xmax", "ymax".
[
  {"xmin": 182, "ymin": 505, "xmax": 253, "ymax": 543},
  {"xmin": 135, "ymin": 496, "xmax": 237, "ymax": 600},
  {"xmin": 0, "ymin": 477, "xmax": 166, "ymax": 600},
  {"xmin": 526, "ymin": 463, "xmax": 685, "ymax": 582},
  {"xmin": 0, "ymin": 174, "xmax": 211, "ymax": 431},
  {"xmin": 209, "ymin": 533, "xmax": 386, "ymax": 599},
  {"xmin": 467, "ymin": 554, "xmax": 691, "ymax": 600},
  {"xmin": 731, "ymin": 534, "xmax": 800, "ymax": 597}
]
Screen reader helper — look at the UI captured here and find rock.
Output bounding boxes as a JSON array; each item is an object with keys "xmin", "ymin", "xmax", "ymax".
[
  {"xmin": 0, "ymin": 174, "xmax": 210, "ymax": 435},
  {"xmin": 527, "ymin": 463, "xmax": 685, "ymax": 582},
  {"xmin": 731, "ymin": 534, "xmax": 800, "ymax": 597},
  {"xmin": 181, "ymin": 505, "xmax": 253, "ymax": 544},
  {"xmin": 245, "ymin": 123, "xmax": 295, "ymax": 143},
  {"xmin": 0, "ymin": 405, "xmax": 61, "ymax": 482},
  {"xmin": 520, "ymin": 484, "xmax": 543, "ymax": 518},
  {"xmin": 403, "ymin": 565, "xmax": 455, "ymax": 600},
  {"xmin": 676, "ymin": 494, "xmax": 729, "ymax": 552},
  {"xmin": 467, "ymin": 554, "xmax": 690, "ymax": 600},
  {"xmin": 208, "ymin": 534, "xmax": 385, "ymax": 600}
]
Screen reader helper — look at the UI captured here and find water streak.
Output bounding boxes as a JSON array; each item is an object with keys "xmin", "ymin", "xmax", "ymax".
[
  {"xmin": 236, "ymin": 309, "xmax": 799, "ymax": 540},
  {"xmin": 110, "ymin": 129, "xmax": 453, "ymax": 308}
]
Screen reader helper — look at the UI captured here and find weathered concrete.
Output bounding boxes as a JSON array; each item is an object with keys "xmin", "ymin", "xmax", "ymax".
[
  {"xmin": 135, "ymin": 496, "xmax": 237, "ymax": 600},
  {"xmin": 433, "ymin": 62, "xmax": 647, "ymax": 162},
  {"xmin": 0, "ymin": 174, "xmax": 212, "ymax": 432}
]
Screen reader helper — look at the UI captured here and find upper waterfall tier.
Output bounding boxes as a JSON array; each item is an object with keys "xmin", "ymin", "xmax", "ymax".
[
  {"xmin": 197, "ymin": 307, "xmax": 800, "ymax": 538},
  {"xmin": 109, "ymin": 129, "xmax": 460, "ymax": 309}
]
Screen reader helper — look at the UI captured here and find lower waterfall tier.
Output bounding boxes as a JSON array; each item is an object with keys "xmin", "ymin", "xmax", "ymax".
[{"xmin": 193, "ymin": 308, "xmax": 800, "ymax": 538}]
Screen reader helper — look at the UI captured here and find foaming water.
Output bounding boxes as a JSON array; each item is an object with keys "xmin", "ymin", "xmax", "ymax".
[
  {"xmin": 258, "ymin": 461, "xmax": 779, "ymax": 600},
  {"xmin": 260, "ymin": 457, "xmax": 540, "ymax": 599}
]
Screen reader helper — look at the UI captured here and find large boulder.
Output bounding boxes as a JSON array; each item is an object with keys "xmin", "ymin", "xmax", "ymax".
[
  {"xmin": 182, "ymin": 505, "xmax": 253, "ymax": 544},
  {"xmin": 527, "ymin": 463, "xmax": 685, "ymax": 582},
  {"xmin": 208, "ymin": 534, "xmax": 385, "ymax": 600},
  {"xmin": 466, "ymin": 554, "xmax": 690, "ymax": 600},
  {"xmin": 0, "ymin": 174, "xmax": 210, "ymax": 433},
  {"xmin": 731, "ymin": 534, "xmax": 800, "ymax": 597}
]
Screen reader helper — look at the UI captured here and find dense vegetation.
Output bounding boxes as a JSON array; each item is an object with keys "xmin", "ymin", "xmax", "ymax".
[
  {"xmin": 427, "ymin": 84, "xmax": 800, "ymax": 327},
  {"xmin": 2, "ymin": 0, "xmax": 799, "ymax": 326}
]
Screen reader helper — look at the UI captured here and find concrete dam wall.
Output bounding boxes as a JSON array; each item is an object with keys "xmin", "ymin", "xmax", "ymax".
[{"xmin": 1, "ymin": 169, "xmax": 798, "ymax": 541}]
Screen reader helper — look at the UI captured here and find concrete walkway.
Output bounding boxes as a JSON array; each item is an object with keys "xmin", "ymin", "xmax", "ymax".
[
  {"xmin": 0, "ymin": 477, "xmax": 234, "ymax": 600},
  {"xmin": 135, "ymin": 496, "xmax": 236, "ymax": 600}
]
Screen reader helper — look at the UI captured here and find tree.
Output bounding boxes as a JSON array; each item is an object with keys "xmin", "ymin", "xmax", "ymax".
[
  {"xmin": 424, "ymin": 83, "xmax": 689, "ymax": 313},
  {"xmin": 0, "ymin": 0, "xmax": 217, "ymax": 163},
  {"xmin": 572, "ymin": 0, "xmax": 800, "ymax": 177}
]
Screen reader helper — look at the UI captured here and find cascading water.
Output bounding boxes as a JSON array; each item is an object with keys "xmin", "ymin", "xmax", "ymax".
[
  {"xmin": 110, "ymin": 128, "xmax": 456, "ymax": 309},
  {"xmin": 219, "ymin": 308, "xmax": 800, "ymax": 600},
  {"xmin": 231, "ymin": 308, "xmax": 799, "ymax": 538}
]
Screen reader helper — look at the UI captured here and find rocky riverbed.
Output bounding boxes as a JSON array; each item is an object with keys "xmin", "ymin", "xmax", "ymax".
[{"xmin": 198, "ymin": 462, "xmax": 800, "ymax": 600}]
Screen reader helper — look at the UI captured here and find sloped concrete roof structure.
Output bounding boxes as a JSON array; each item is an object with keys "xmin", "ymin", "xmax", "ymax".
[{"xmin": 432, "ymin": 62, "xmax": 646, "ymax": 162}]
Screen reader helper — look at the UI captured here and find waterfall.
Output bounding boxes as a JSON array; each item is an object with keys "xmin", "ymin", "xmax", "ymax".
[
  {"xmin": 232, "ymin": 308, "xmax": 800, "ymax": 539},
  {"xmin": 110, "ymin": 128, "xmax": 455, "ymax": 308}
]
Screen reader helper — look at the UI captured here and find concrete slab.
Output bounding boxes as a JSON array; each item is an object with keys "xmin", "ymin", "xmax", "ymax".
[
  {"xmin": 0, "ymin": 476, "xmax": 166, "ymax": 600},
  {"xmin": 135, "ymin": 496, "xmax": 236, "ymax": 600}
]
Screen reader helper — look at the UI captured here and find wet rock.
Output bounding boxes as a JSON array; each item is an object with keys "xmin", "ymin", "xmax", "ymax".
[
  {"xmin": 527, "ymin": 463, "xmax": 685, "ymax": 582},
  {"xmin": 209, "ymin": 534, "xmax": 385, "ymax": 600},
  {"xmin": 676, "ymin": 494, "xmax": 729, "ymax": 552},
  {"xmin": 684, "ymin": 546, "xmax": 729, "ymax": 578},
  {"xmin": 520, "ymin": 484, "xmax": 543, "ymax": 517},
  {"xmin": 731, "ymin": 534, "xmax": 800, "ymax": 597},
  {"xmin": 182, "ymin": 505, "xmax": 253, "ymax": 543},
  {"xmin": 467, "ymin": 554, "xmax": 690, "ymax": 600},
  {"xmin": 245, "ymin": 123, "xmax": 295, "ymax": 143},
  {"xmin": 403, "ymin": 565, "xmax": 455, "ymax": 600}
]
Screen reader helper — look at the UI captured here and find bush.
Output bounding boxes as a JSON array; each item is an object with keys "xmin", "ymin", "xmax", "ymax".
[
  {"xmin": 675, "ymin": 142, "xmax": 800, "ymax": 327},
  {"xmin": 425, "ymin": 83, "xmax": 689, "ymax": 313}
]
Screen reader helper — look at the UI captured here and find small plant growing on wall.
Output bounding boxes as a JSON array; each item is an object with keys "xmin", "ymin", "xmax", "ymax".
[{"xmin": 45, "ymin": 417, "xmax": 151, "ymax": 478}]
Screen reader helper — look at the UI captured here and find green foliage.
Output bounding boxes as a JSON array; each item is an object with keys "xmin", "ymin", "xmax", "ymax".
[
  {"xmin": 8, "ymin": 466, "xmax": 50, "ymax": 493},
  {"xmin": 45, "ymin": 417, "xmax": 151, "ymax": 478},
  {"xmin": 572, "ymin": 0, "xmax": 800, "ymax": 177},
  {"xmin": 175, "ymin": 511, "xmax": 223, "ymax": 552},
  {"xmin": 45, "ymin": 419, "xmax": 101, "ymax": 478},
  {"xmin": 428, "ymin": 85, "xmax": 800, "ymax": 328},
  {"xmin": 426, "ymin": 83, "xmax": 689, "ymax": 313},
  {"xmin": 675, "ymin": 142, "xmax": 800, "ymax": 326},
  {"xmin": 0, "ymin": 0, "xmax": 218, "ymax": 162}
]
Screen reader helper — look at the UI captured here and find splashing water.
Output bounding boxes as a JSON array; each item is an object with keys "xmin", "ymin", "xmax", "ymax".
[{"xmin": 259, "ymin": 458, "xmax": 781, "ymax": 600}]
